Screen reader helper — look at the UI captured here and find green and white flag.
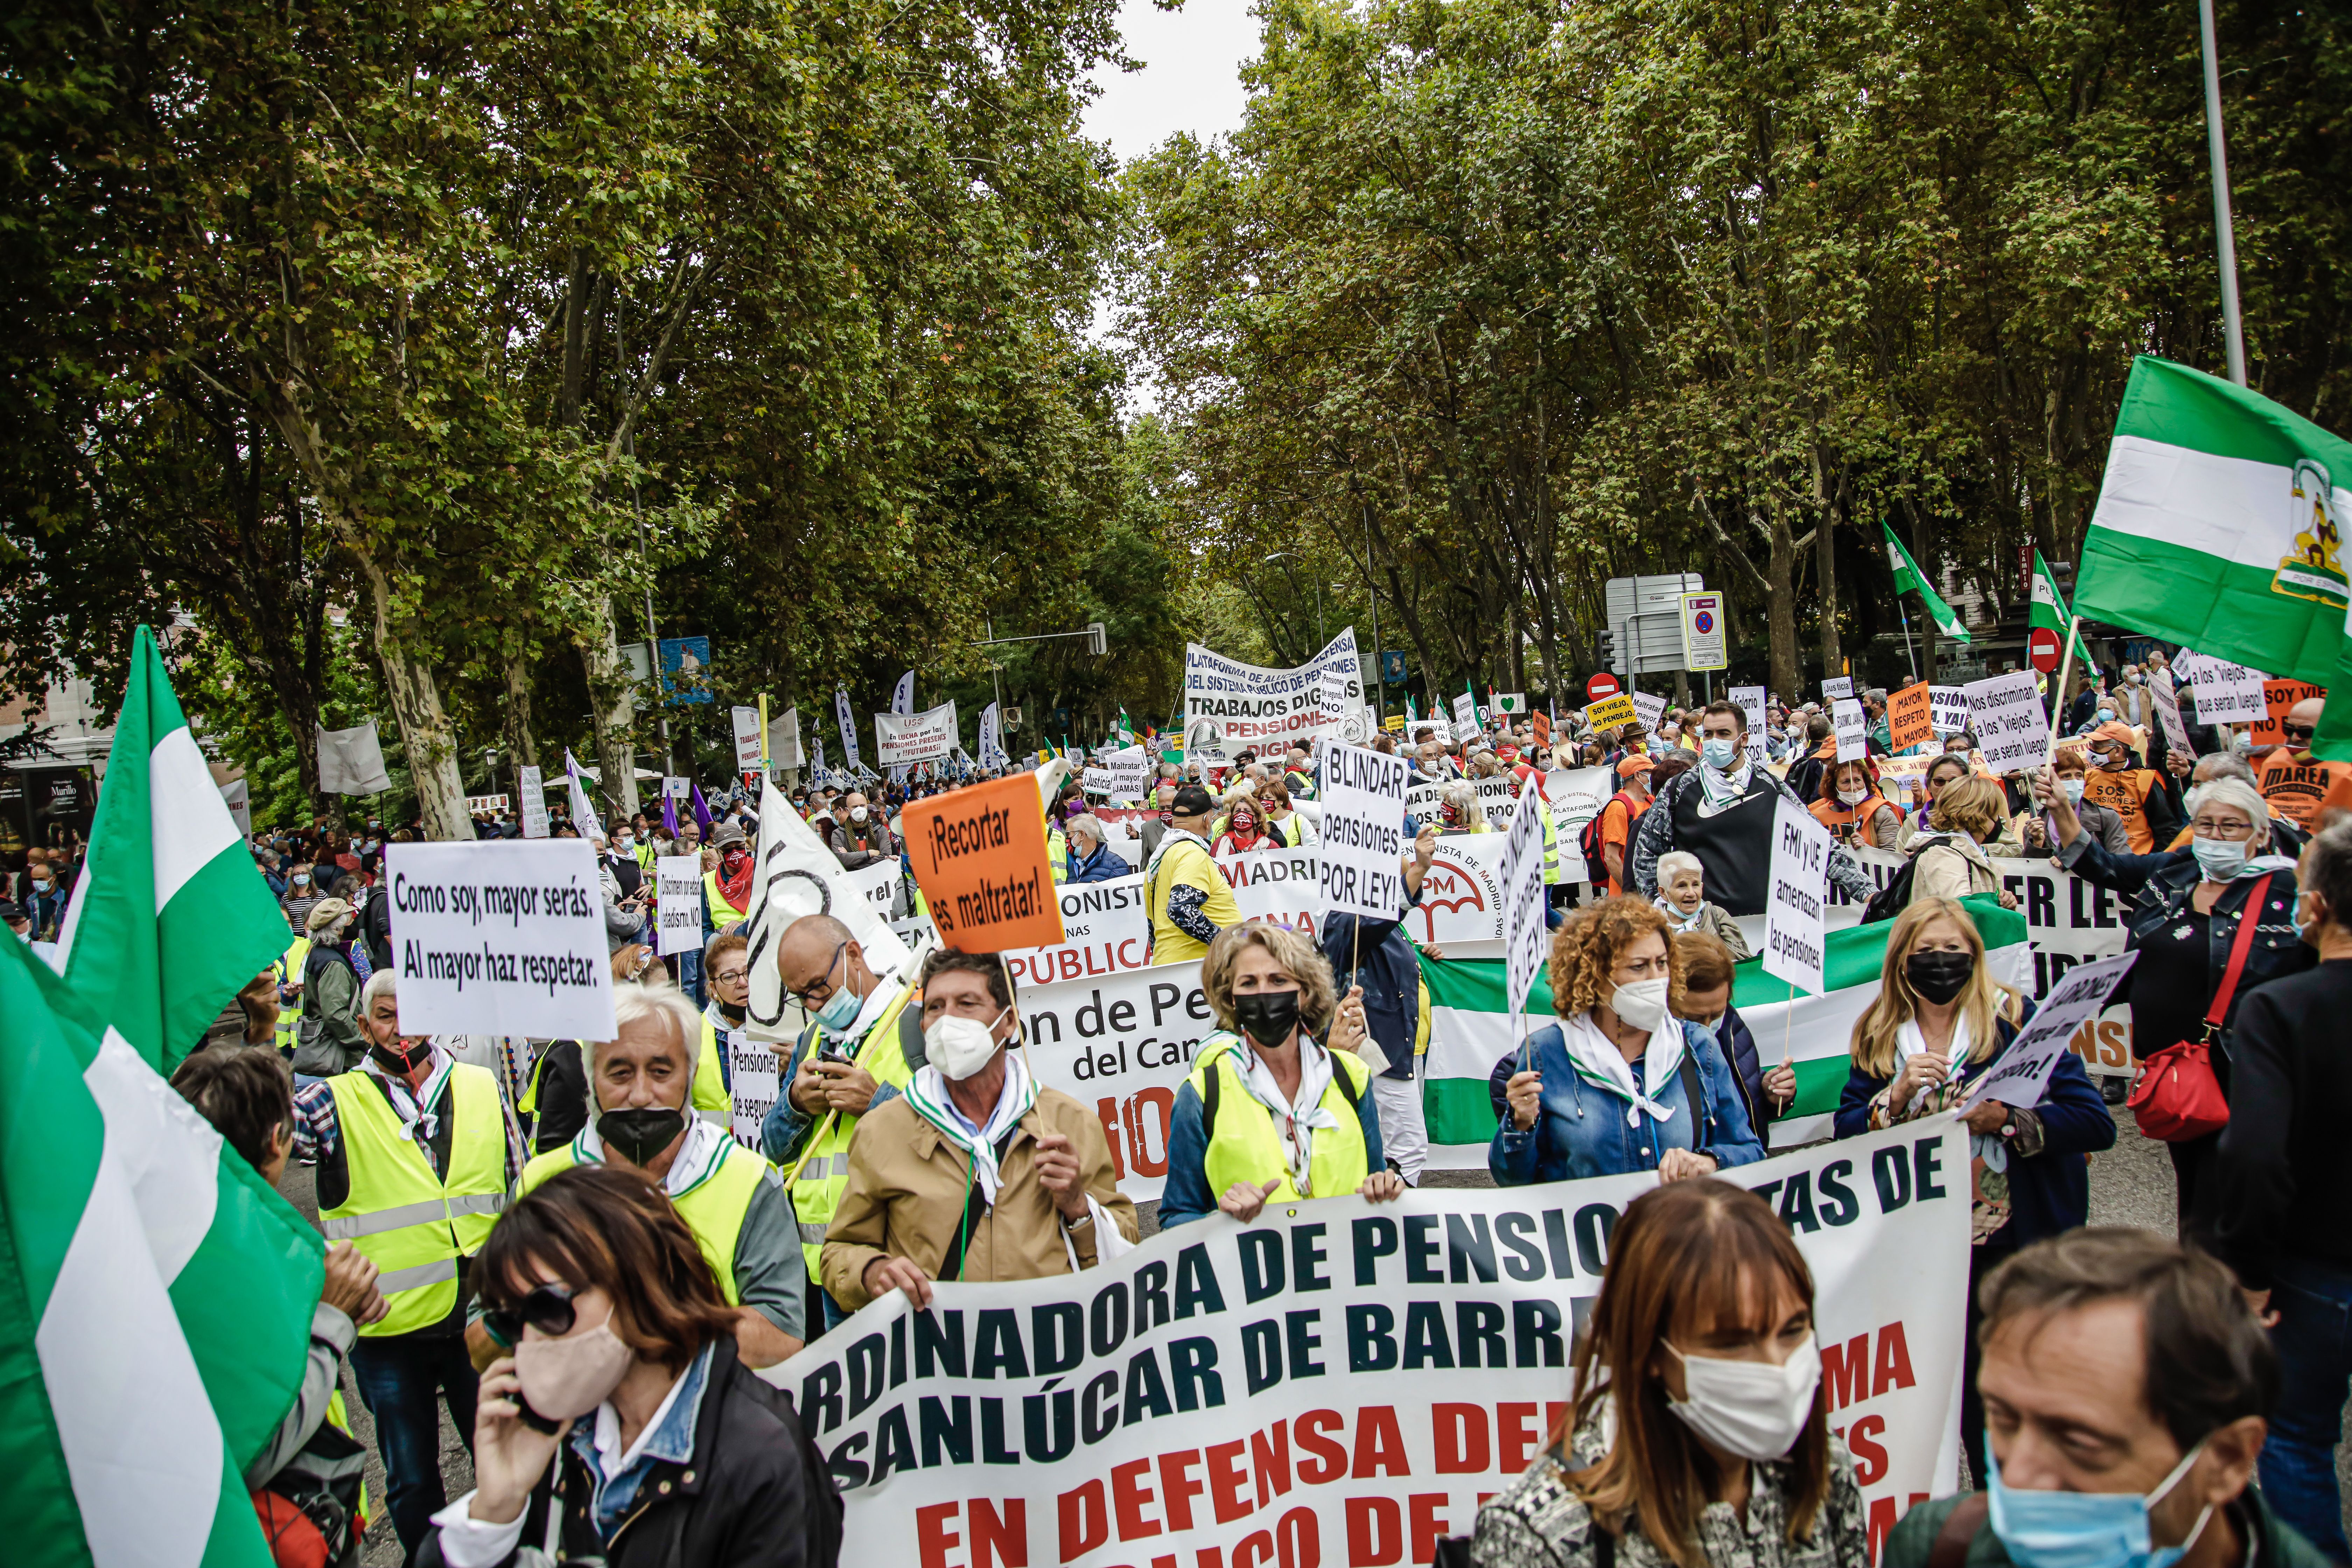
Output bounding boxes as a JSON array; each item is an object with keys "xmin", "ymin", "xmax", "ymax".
[
  {"xmin": 55, "ymin": 625, "xmax": 297, "ymax": 1074},
  {"xmin": 2029, "ymin": 551, "xmax": 2089, "ymax": 666},
  {"xmin": 1882, "ymin": 521, "xmax": 1972, "ymax": 644},
  {"xmin": 2077, "ymin": 356, "xmax": 2347, "ymax": 688},
  {"xmin": 4, "ymin": 875, "xmax": 324, "ymax": 1568},
  {"xmin": 1419, "ymin": 896, "xmax": 2030, "ymax": 1163}
]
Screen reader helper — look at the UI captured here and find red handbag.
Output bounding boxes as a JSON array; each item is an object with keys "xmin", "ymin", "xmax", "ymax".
[{"xmin": 2125, "ymin": 873, "xmax": 2273, "ymax": 1142}]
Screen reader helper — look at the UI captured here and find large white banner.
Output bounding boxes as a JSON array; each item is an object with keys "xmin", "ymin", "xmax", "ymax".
[
  {"xmin": 878, "ymin": 701, "xmax": 960, "ymax": 766},
  {"xmin": 770, "ymin": 1122, "xmax": 1969, "ymax": 1566},
  {"xmin": 1008, "ymin": 875, "xmax": 1154, "ymax": 988},
  {"xmin": 1407, "ymin": 775, "xmax": 1518, "ymax": 829},
  {"xmin": 384, "ymin": 839, "xmax": 618, "ymax": 1040},
  {"xmin": 1183, "ymin": 630, "xmax": 1363, "ymax": 758}
]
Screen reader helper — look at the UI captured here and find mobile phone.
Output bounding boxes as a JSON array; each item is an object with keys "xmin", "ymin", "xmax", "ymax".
[{"xmin": 513, "ymin": 1394, "xmax": 563, "ymax": 1434}]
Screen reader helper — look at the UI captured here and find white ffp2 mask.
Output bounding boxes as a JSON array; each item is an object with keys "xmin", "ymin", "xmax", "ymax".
[
  {"xmin": 1664, "ymin": 1334, "xmax": 1821, "ymax": 1461},
  {"xmin": 925, "ymin": 1009, "xmax": 1009, "ymax": 1080}
]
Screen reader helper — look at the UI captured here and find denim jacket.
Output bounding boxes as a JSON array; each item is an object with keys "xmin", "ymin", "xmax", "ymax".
[{"xmin": 1490, "ymin": 1017, "xmax": 1765, "ymax": 1185}]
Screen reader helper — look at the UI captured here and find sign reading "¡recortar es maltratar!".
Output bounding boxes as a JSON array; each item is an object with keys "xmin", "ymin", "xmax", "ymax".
[{"xmin": 900, "ymin": 772, "xmax": 1066, "ymax": 952}]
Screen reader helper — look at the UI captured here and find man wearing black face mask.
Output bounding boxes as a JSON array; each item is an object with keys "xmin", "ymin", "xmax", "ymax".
[
  {"xmin": 289, "ymin": 972, "xmax": 523, "ymax": 1562},
  {"xmin": 511, "ymin": 982, "xmax": 804, "ymax": 1367}
]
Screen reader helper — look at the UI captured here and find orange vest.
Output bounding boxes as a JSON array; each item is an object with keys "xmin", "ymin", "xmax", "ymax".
[
  {"xmin": 1809, "ymin": 792, "xmax": 1896, "ymax": 847},
  {"xmin": 2257, "ymin": 751, "xmax": 2351, "ymax": 829},
  {"xmin": 2081, "ymin": 768, "xmax": 2160, "ymax": 854}
]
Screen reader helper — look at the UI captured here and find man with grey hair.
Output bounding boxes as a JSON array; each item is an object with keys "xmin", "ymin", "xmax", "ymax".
[
  {"xmin": 1064, "ymin": 813, "xmax": 1126, "ymax": 883},
  {"xmin": 512, "ymin": 981, "xmax": 804, "ymax": 1366},
  {"xmin": 289, "ymin": 971, "xmax": 522, "ymax": 1561}
]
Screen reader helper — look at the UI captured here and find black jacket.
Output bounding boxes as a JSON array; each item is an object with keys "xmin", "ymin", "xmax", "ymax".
[
  {"xmin": 1717, "ymin": 1004, "xmax": 1770, "ymax": 1141},
  {"xmin": 419, "ymin": 1334, "xmax": 841, "ymax": 1568},
  {"xmin": 2208, "ymin": 959, "xmax": 2352, "ymax": 1290}
]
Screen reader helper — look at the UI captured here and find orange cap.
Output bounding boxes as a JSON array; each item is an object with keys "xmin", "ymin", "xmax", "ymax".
[
  {"xmin": 2092, "ymin": 721, "xmax": 2139, "ymax": 752},
  {"xmin": 1618, "ymin": 754, "xmax": 1655, "ymax": 778}
]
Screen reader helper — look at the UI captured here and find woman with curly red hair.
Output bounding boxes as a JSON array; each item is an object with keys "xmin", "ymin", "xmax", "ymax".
[{"xmin": 1491, "ymin": 897, "xmax": 1764, "ymax": 1185}]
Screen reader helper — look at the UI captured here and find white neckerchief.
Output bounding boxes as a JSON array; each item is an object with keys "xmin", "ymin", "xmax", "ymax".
[
  {"xmin": 1894, "ymin": 1014, "xmax": 2006, "ymax": 1172},
  {"xmin": 364, "ymin": 1044, "xmax": 454, "ymax": 1141},
  {"xmin": 1226, "ymin": 1031, "xmax": 1338, "ymax": 1196},
  {"xmin": 578, "ymin": 1110, "xmax": 732, "ymax": 1198},
  {"xmin": 904, "ymin": 1052, "xmax": 1038, "ymax": 1204},
  {"xmin": 1142, "ymin": 825, "xmax": 1212, "ymax": 884},
  {"xmin": 1653, "ymin": 896, "xmax": 1703, "ymax": 933},
  {"xmin": 1558, "ymin": 1010, "xmax": 1686, "ymax": 1129},
  {"xmin": 1697, "ymin": 755, "xmax": 1756, "ymax": 813}
]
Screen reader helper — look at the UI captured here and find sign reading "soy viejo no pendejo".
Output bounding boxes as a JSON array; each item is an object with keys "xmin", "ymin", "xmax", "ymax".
[
  {"xmin": 384, "ymin": 839, "xmax": 618, "ymax": 1039},
  {"xmin": 902, "ymin": 772, "xmax": 1066, "ymax": 953}
]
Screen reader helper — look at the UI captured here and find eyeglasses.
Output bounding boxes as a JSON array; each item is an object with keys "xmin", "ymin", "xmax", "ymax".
[
  {"xmin": 788, "ymin": 941, "xmax": 848, "ymax": 1007},
  {"xmin": 712, "ymin": 967, "xmax": 750, "ymax": 987},
  {"xmin": 482, "ymin": 1282, "xmax": 576, "ymax": 1348},
  {"xmin": 2190, "ymin": 816, "xmax": 2255, "ymax": 841}
]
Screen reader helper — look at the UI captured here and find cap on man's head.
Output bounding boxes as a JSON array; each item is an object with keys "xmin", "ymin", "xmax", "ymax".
[
  {"xmin": 0, "ymin": 899, "xmax": 25, "ymax": 927},
  {"xmin": 1617, "ymin": 755, "xmax": 1655, "ymax": 780},
  {"xmin": 1170, "ymin": 784, "xmax": 1216, "ymax": 817},
  {"xmin": 2093, "ymin": 722, "xmax": 2139, "ymax": 752},
  {"xmin": 711, "ymin": 822, "xmax": 748, "ymax": 847}
]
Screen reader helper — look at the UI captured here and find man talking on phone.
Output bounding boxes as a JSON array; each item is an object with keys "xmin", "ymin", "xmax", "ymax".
[{"xmin": 766, "ymin": 912, "xmax": 923, "ymax": 1331}]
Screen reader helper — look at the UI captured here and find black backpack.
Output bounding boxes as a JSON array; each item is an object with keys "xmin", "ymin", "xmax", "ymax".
[
  {"xmin": 1859, "ymin": 833, "xmax": 1956, "ymax": 925},
  {"xmin": 1577, "ymin": 793, "xmax": 1633, "ymax": 874}
]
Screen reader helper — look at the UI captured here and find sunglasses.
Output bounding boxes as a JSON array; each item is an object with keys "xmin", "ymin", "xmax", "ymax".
[
  {"xmin": 2282, "ymin": 724, "xmax": 2317, "ymax": 742},
  {"xmin": 482, "ymin": 1282, "xmax": 576, "ymax": 1348}
]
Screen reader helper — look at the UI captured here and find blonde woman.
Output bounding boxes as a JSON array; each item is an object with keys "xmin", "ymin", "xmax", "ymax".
[
  {"xmin": 1831, "ymin": 897, "xmax": 2112, "ymax": 1463},
  {"xmin": 1439, "ymin": 779, "xmax": 1492, "ymax": 833},
  {"xmin": 1157, "ymin": 922, "xmax": 1402, "ymax": 1227},
  {"xmin": 1908, "ymin": 775, "xmax": 2019, "ymax": 908}
]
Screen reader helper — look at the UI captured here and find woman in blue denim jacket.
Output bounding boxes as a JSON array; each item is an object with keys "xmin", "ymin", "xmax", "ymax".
[{"xmin": 1491, "ymin": 897, "xmax": 1764, "ymax": 1186}]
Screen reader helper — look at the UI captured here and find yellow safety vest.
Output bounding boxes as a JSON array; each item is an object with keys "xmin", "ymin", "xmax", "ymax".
[
  {"xmin": 1186, "ymin": 1033, "xmax": 1371, "ymax": 1203},
  {"xmin": 319, "ymin": 1066, "xmax": 508, "ymax": 1337},
  {"xmin": 1145, "ymin": 837, "xmax": 1242, "ymax": 965},
  {"xmin": 519, "ymin": 1135, "xmax": 771, "ymax": 1305},
  {"xmin": 274, "ymin": 934, "xmax": 312, "ymax": 1053},
  {"xmin": 783, "ymin": 983, "xmax": 920, "ymax": 1279},
  {"xmin": 695, "ymin": 1015, "xmax": 733, "ymax": 1121},
  {"xmin": 1048, "ymin": 825, "xmax": 1070, "ymax": 884},
  {"xmin": 705, "ymin": 870, "xmax": 745, "ymax": 932}
]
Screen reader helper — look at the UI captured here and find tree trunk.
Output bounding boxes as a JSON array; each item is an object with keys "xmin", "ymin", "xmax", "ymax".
[
  {"xmin": 1813, "ymin": 448, "xmax": 1842, "ymax": 679},
  {"xmin": 575, "ymin": 597, "xmax": 640, "ymax": 818},
  {"xmin": 358, "ymin": 558, "xmax": 470, "ymax": 841},
  {"xmin": 501, "ymin": 645, "xmax": 538, "ymax": 769},
  {"xmin": 1764, "ymin": 517, "xmax": 1801, "ymax": 702}
]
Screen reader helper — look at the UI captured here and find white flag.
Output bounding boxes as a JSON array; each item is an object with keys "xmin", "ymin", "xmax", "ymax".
[{"xmin": 316, "ymin": 720, "xmax": 391, "ymax": 794}]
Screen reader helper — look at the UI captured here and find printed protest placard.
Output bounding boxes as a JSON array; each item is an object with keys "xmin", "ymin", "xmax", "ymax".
[
  {"xmin": 1962, "ymin": 670, "xmax": 2052, "ymax": 774},
  {"xmin": 1082, "ymin": 766, "xmax": 1115, "ymax": 797},
  {"xmin": 1930, "ymin": 686, "xmax": 1970, "ymax": 737},
  {"xmin": 1832, "ymin": 698, "xmax": 1868, "ymax": 762},
  {"xmin": 901, "ymin": 772, "xmax": 1064, "ymax": 952},
  {"xmin": 1407, "ymin": 775, "xmax": 1519, "ymax": 830},
  {"xmin": 1630, "ymin": 690, "xmax": 1668, "ymax": 737},
  {"xmin": 385, "ymin": 839, "xmax": 617, "ymax": 1039},
  {"xmin": 727, "ymin": 1031, "xmax": 776, "ymax": 1151},
  {"xmin": 1989, "ymin": 855, "xmax": 2138, "ymax": 1077},
  {"xmin": 1822, "ymin": 674, "xmax": 1856, "ymax": 702},
  {"xmin": 655, "ymin": 855, "xmax": 703, "ymax": 956},
  {"xmin": 1006, "ymin": 874, "xmax": 1153, "ymax": 988},
  {"xmin": 876, "ymin": 700, "xmax": 959, "ymax": 766},
  {"xmin": 1183, "ymin": 628, "xmax": 1363, "ymax": 756},
  {"xmin": 1583, "ymin": 692, "xmax": 1637, "ymax": 733},
  {"xmin": 517, "ymin": 765, "xmax": 549, "ymax": 838},
  {"xmin": 2151, "ymin": 679, "xmax": 2193, "ymax": 759},
  {"xmin": 1109, "ymin": 748, "xmax": 1152, "ymax": 805},
  {"xmin": 1731, "ymin": 684, "xmax": 1768, "ymax": 765},
  {"xmin": 1961, "ymin": 951, "xmax": 2140, "ymax": 1112},
  {"xmin": 1888, "ymin": 682, "xmax": 1934, "ymax": 752},
  {"xmin": 2178, "ymin": 652, "xmax": 2271, "ymax": 725},
  {"xmin": 2248, "ymin": 678, "xmax": 2328, "ymax": 749},
  {"xmin": 1498, "ymin": 775, "xmax": 1548, "ymax": 1050},
  {"xmin": 1763, "ymin": 796, "xmax": 1831, "ymax": 996},
  {"xmin": 766, "ymin": 1121, "xmax": 1969, "ymax": 1567},
  {"xmin": 1452, "ymin": 691, "xmax": 1478, "ymax": 735},
  {"xmin": 1318, "ymin": 742, "xmax": 1411, "ymax": 920},
  {"xmin": 732, "ymin": 705, "xmax": 764, "ymax": 770}
]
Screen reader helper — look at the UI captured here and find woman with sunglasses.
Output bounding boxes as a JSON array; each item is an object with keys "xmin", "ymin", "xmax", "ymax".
[{"xmin": 426, "ymin": 1165, "xmax": 841, "ymax": 1567}]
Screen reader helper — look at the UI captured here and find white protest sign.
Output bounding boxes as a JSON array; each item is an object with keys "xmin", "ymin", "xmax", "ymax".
[
  {"xmin": 1990, "ymin": 855, "xmax": 2138, "ymax": 1077},
  {"xmin": 732, "ymin": 705, "xmax": 764, "ymax": 771},
  {"xmin": 1542, "ymin": 766, "xmax": 1613, "ymax": 883},
  {"xmin": 1452, "ymin": 691, "xmax": 1478, "ymax": 734},
  {"xmin": 1498, "ymin": 775, "xmax": 1548, "ymax": 1049},
  {"xmin": 1183, "ymin": 628, "xmax": 1362, "ymax": 755},
  {"xmin": 662, "ymin": 776, "xmax": 690, "ymax": 801},
  {"xmin": 1406, "ymin": 718, "xmax": 1450, "ymax": 747},
  {"xmin": 1006, "ymin": 874, "xmax": 1153, "ymax": 988},
  {"xmin": 768, "ymin": 1121, "xmax": 1969, "ymax": 1567},
  {"xmin": 1822, "ymin": 675, "xmax": 1855, "ymax": 702},
  {"xmin": 2151, "ymin": 679, "xmax": 2194, "ymax": 759},
  {"xmin": 385, "ymin": 839, "xmax": 617, "ymax": 1039},
  {"xmin": 1406, "ymin": 775, "xmax": 1519, "ymax": 829},
  {"xmin": 1962, "ymin": 670, "xmax": 2052, "ymax": 774},
  {"xmin": 842, "ymin": 859, "xmax": 903, "ymax": 926},
  {"xmin": 1930, "ymin": 686, "xmax": 1970, "ymax": 736},
  {"xmin": 1731, "ymin": 684, "xmax": 1769, "ymax": 765},
  {"xmin": 1832, "ymin": 698, "xmax": 1868, "ymax": 762},
  {"xmin": 770, "ymin": 706, "xmax": 806, "ymax": 769},
  {"xmin": 1214, "ymin": 846, "xmax": 1325, "ymax": 937},
  {"xmin": 1083, "ymin": 766, "xmax": 1115, "ymax": 797},
  {"xmin": 1629, "ymin": 690, "xmax": 1668, "ymax": 737},
  {"xmin": 1763, "ymin": 796, "xmax": 1831, "ymax": 996},
  {"xmin": 742, "ymin": 784, "xmax": 912, "ymax": 1044},
  {"xmin": 2178, "ymin": 652, "xmax": 2270, "ymax": 724},
  {"xmin": 517, "ymin": 765, "xmax": 549, "ymax": 839},
  {"xmin": 876, "ymin": 700, "xmax": 959, "ymax": 766},
  {"xmin": 1317, "ymin": 742, "xmax": 1412, "ymax": 920},
  {"xmin": 655, "ymin": 854, "xmax": 703, "ymax": 956},
  {"xmin": 728, "ymin": 1030, "xmax": 777, "ymax": 1151},
  {"xmin": 1109, "ymin": 748, "xmax": 1152, "ymax": 805},
  {"xmin": 1962, "ymin": 950, "xmax": 2140, "ymax": 1112}
]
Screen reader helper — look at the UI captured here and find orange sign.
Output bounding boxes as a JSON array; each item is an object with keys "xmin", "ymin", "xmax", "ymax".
[
  {"xmin": 899, "ymin": 773, "xmax": 1066, "ymax": 953},
  {"xmin": 2247, "ymin": 679, "xmax": 2325, "ymax": 749},
  {"xmin": 1531, "ymin": 710, "xmax": 1551, "ymax": 748},
  {"xmin": 1887, "ymin": 682, "xmax": 1934, "ymax": 754}
]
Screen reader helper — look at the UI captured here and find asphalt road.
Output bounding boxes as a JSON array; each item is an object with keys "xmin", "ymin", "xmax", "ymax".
[{"xmin": 286, "ymin": 1105, "xmax": 2347, "ymax": 1565}]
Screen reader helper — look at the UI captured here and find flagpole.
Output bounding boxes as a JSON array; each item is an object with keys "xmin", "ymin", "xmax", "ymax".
[
  {"xmin": 2198, "ymin": 0, "xmax": 2248, "ymax": 386},
  {"xmin": 1896, "ymin": 599, "xmax": 1918, "ymax": 684},
  {"xmin": 2046, "ymin": 614, "xmax": 2081, "ymax": 768}
]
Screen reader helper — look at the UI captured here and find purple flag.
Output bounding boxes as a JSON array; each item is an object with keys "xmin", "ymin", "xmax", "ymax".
[
  {"xmin": 691, "ymin": 782, "xmax": 713, "ymax": 834},
  {"xmin": 662, "ymin": 790, "xmax": 679, "ymax": 838}
]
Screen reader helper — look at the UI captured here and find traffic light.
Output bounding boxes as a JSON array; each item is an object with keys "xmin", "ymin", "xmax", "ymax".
[
  {"xmin": 1086, "ymin": 621, "xmax": 1107, "ymax": 656},
  {"xmin": 1594, "ymin": 627, "xmax": 1617, "ymax": 673}
]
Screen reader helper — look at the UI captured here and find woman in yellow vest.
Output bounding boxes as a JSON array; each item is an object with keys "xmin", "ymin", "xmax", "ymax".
[{"xmin": 1158, "ymin": 922, "xmax": 1408, "ymax": 1226}]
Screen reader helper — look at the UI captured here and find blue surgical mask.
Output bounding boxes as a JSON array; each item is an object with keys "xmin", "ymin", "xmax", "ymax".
[
  {"xmin": 812, "ymin": 954, "xmax": 864, "ymax": 1032},
  {"xmin": 1986, "ymin": 1440, "xmax": 2212, "ymax": 1568},
  {"xmin": 2059, "ymin": 779, "xmax": 2086, "ymax": 807},
  {"xmin": 2190, "ymin": 837, "xmax": 2249, "ymax": 882},
  {"xmin": 1702, "ymin": 737, "xmax": 1741, "ymax": 771}
]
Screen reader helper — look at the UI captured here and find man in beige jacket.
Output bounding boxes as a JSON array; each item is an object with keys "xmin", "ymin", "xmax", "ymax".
[{"xmin": 821, "ymin": 949, "xmax": 1139, "ymax": 1314}]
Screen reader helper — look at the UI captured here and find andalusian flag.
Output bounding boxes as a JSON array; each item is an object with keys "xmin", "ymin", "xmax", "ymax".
[
  {"xmin": 2077, "ymin": 357, "xmax": 2346, "ymax": 687},
  {"xmin": 1882, "ymin": 521, "xmax": 1972, "ymax": 644},
  {"xmin": 55, "ymin": 626, "xmax": 295, "ymax": 1073},
  {"xmin": 1418, "ymin": 896, "xmax": 2030, "ymax": 1163},
  {"xmin": 2029, "ymin": 551, "xmax": 2090, "ymax": 666}
]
